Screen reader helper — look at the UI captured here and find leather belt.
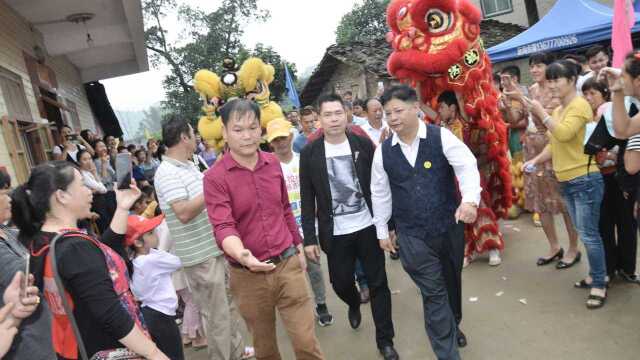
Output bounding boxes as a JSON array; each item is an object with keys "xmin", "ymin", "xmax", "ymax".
[{"xmin": 229, "ymin": 246, "xmax": 298, "ymax": 269}]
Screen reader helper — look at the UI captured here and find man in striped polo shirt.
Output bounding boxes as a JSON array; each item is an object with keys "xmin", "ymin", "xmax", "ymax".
[{"xmin": 155, "ymin": 117, "xmax": 248, "ymax": 360}]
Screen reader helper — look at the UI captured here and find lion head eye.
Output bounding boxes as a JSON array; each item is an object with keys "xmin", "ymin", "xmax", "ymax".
[
  {"xmin": 425, "ymin": 9, "xmax": 453, "ymax": 34},
  {"xmin": 398, "ymin": 6, "xmax": 408, "ymax": 18}
]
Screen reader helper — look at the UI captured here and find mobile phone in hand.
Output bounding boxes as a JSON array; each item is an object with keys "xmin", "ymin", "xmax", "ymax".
[
  {"xmin": 21, "ymin": 254, "xmax": 30, "ymax": 298},
  {"xmin": 115, "ymin": 153, "xmax": 132, "ymax": 190}
]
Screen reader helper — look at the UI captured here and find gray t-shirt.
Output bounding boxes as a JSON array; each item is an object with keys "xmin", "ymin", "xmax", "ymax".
[{"xmin": 0, "ymin": 226, "xmax": 56, "ymax": 360}]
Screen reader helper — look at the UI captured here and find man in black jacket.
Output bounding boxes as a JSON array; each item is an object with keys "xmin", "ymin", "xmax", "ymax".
[{"xmin": 300, "ymin": 93, "xmax": 398, "ymax": 360}]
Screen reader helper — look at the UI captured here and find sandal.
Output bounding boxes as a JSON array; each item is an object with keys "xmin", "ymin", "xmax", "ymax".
[
  {"xmin": 556, "ymin": 252, "xmax": 581, "ymax": 269},
  {"xmin": 574, "ymin": 278, "xmax": 610, "ymax": 289},
  {"xmin": 574, "ymin": 279, "xmax": 591, "ymax": 289},
  {"xmin": 537, "ymin": 248, "xmax": 564, "ymax": 266},
  {"xmin": 586, "ymin": 293, "xmax": 607, "ymax": 309}
]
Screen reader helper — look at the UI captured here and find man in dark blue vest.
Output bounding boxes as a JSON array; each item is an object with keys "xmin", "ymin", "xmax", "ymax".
[{"xmin": 371, "ymin": 85, "xmax": 481, "ymax": 360}]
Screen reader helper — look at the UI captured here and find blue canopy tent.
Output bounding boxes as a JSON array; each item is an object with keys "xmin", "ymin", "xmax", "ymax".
[{"xmin": 487, "ymin": 0, "xmax": 640, "ymax": 63}]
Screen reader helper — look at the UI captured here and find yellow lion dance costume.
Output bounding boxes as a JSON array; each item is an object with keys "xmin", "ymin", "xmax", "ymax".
[{"xmin": 193, "ymin": 57, "xmax": 284, "ymax": 152}]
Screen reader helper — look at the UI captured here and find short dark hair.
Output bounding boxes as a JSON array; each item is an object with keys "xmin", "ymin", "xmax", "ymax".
[
  {"xmin": 562, "ymin": 53, "xmax": 587, "ymax": 64},
  {"xmin": 141, "ymin": 185, "xmax": 155, "ymax": 199},
  {"xmin": 585, "ymin": 45, "xmax": 609, "ymax": 61},
  {"xmin": 301, "ymin": 105, "xmax": 315, "ymax": 116},
  {"xmin": 80, "ymin": 129, "xmax": 91, "ymax": 141},
  {"xmin": 581, "ymin": 77, "xmax": 610, "ymax": 101},
  {"xmin": 117, "ymin": 145, "xmax": 126, "ymax": 152},
  {"xmin": 134, "ymin": 149, "xmax": 146, "ymax": 158},
  {"xmin": 380, "ymin": 85, "xmax": 418, "ymax": 106},
  {"xmin": 0, "ymin": 169, "xmax": 11, "ymax": 189},
  {"xmin": 437, "ymin": 91, "xmax": 458, "ymax": 109},
  {"xmin": 625, "ymin": 51, "xmax": 640, "ymax": 78},
  {"xmin": 353, "ymin": 99, "xmax": 365, "ymax": 108},
  {"xmin": 545, "ymin": 60, "xmax": 580, "ymax": 84},
  {"xmin": 127, "ymin": 144, "xmax": 137, "ymax": 153},
  {"xmin": 316, "ymin": 93, "xmax": 344, "ymax": 113},
  {"xmin": 529, "ymin": 52, "xmax": 555, "ymax": 66},
  {"xmin": 76, "ymin": 149, "xmax": 91, "ymax": 163},
  {"xmin": 500, "ymin": 65, "xmax": 521, "ymax": 81},
  {"xmin": 162, "ymin": 116, "xmax": 193, "ymax": 148},
  {"xmin": 219, "ymin": 99, "xmax": 261, "ymax": 127}
]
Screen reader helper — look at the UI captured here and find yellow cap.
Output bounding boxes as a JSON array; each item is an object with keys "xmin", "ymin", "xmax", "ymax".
[{"xmin": 266, "ymin": 118, "xmax": 293, "ymax": 143}]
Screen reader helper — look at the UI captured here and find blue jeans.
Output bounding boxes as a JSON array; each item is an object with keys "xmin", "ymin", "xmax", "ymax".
[{"xmin": 559, "ymin": 173, "xmax": 607, "ymax": 288}]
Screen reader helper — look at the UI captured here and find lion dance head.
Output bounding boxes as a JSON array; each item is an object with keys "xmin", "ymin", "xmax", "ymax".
[{"xmin": 193, "ymin": 57, "xmax": 284, "ymax": 153}]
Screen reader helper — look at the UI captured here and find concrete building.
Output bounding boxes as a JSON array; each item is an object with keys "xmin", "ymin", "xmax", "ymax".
[
  {"xmin": 0, "ymin": 0, "xmax": 148, "ymax": 183},
  {"xmin": 471, "ymin": 0, "xmax": 614, "ymax": 28}
]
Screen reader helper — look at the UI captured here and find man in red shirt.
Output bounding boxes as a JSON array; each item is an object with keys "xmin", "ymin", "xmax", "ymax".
[{"xmin": 204, "ymin": 99, "xmax": 324, "ymax": 360}]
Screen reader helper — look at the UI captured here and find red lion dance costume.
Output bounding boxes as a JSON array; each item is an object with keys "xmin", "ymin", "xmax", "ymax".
[{"xmin": 386, "ymin": 0, "xmax": 512, "ymax": 260}]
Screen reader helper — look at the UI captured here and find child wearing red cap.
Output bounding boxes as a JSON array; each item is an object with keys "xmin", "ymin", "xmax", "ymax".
[{"xmin": 127, "ymin": 215, "xmax": 184, "ymax": 360}]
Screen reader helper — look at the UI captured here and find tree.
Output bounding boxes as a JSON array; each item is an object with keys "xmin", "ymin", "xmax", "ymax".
[
  {"xmin": 133, "ymin": 105, "xmax": 164, "ymax": 140},
  {"xmin": 143, "ymin": 0, "xmax": 271, "ymax": 123},
  {"xmin": 335, "ymin": 0, "xmax": 391, "ymax": 44}
]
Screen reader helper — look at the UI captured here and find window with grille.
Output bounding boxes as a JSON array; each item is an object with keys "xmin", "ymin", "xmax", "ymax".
[{"xmin": 480, "ymin": 0, "xmax": 513, "ymax": 17}]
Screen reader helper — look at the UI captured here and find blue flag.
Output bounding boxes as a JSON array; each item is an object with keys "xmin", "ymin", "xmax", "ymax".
[
  {"xmin": 636, "ymin": 0, "xmax": 640, "ymax": 12},
  {"xmin": 284, "ymin": 63, "xmax": 301, "ymax": 109}
]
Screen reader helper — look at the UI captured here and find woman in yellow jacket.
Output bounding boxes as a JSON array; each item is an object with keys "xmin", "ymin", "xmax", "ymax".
[{"xmin": 523, "ymin": 60, "xmax": 607, "ymax": 309}]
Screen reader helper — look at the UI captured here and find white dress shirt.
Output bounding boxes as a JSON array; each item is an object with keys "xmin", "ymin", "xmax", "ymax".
[
  {"xmin": 362, "ymin": 120, "xmax": 388, "ymax": 146},
  {"xmin": 371, "ymin": 121, "xmax": 482, "ymax": 239}
]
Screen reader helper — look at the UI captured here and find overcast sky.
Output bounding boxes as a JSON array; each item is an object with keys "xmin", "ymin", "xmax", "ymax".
[{"xmin": 102, "ymin": 0, "xmax": 360, "ymax": 111}]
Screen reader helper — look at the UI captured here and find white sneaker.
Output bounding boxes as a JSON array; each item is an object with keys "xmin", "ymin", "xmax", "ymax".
[{"xmin": 489, "ymin": 250, "xmax": 502, "ymax": 266}]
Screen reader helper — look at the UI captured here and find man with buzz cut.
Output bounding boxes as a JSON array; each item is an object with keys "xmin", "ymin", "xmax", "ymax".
[
  {"xmin": 372, "ymin": 85, "xmax": 481, "ymax": 360},
  {"xmin": 204, "ymin": 99, "xmax": 324, "ymax": 360}
]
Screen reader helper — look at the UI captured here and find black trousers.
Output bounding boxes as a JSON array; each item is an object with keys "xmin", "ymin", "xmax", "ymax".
[
  {"xmin": 141, "ymin": 306, "xmax": 184, "ymax": 360},
  {"xmin": 442, "ymin": 224, "xmax": 464, "ymax": 325},
  {"xmin": 398, "ymin": 226, "xmax": 460, "ymax": 360},
  {"xmin": 327, "ymin": 225, "xmax": 395, "ymax": 349},
  {"xmin": 599, "ymin": 173, "xmax": 638, "ymax": 276}
]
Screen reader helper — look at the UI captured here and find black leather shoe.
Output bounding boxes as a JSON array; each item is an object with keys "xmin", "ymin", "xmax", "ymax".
[
  {"xmin": 457, "ymin": 329, "xmax": 467, "ymax": 348},
  {"xmin": 536, "ymin": 248, "xmax": 564, "ymax": 266},
  {"xmin": 348, "ymin": 306, "xmax": 361, "ymax": 329},
  {"xmin": 379, "ymin": 345, "xmax": 400, "ymax": 360},
  {"xmin": 556, "ymin": 251, "xmax": 581, "ymax": 269}
]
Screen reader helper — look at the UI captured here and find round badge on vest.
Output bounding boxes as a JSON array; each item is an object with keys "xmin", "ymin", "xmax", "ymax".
[{"xmin": 423, "ymin": 161, "xmax": 432, "ymax": 169}]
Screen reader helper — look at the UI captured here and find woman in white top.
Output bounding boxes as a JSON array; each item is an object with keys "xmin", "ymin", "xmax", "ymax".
[
  {"xmin": 78, "ymin": 150, "xmax": 106, "ymax": 194},
  {"xmin": 53, "ymin": 125, "xmax": 94, "ymax": 164}
]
